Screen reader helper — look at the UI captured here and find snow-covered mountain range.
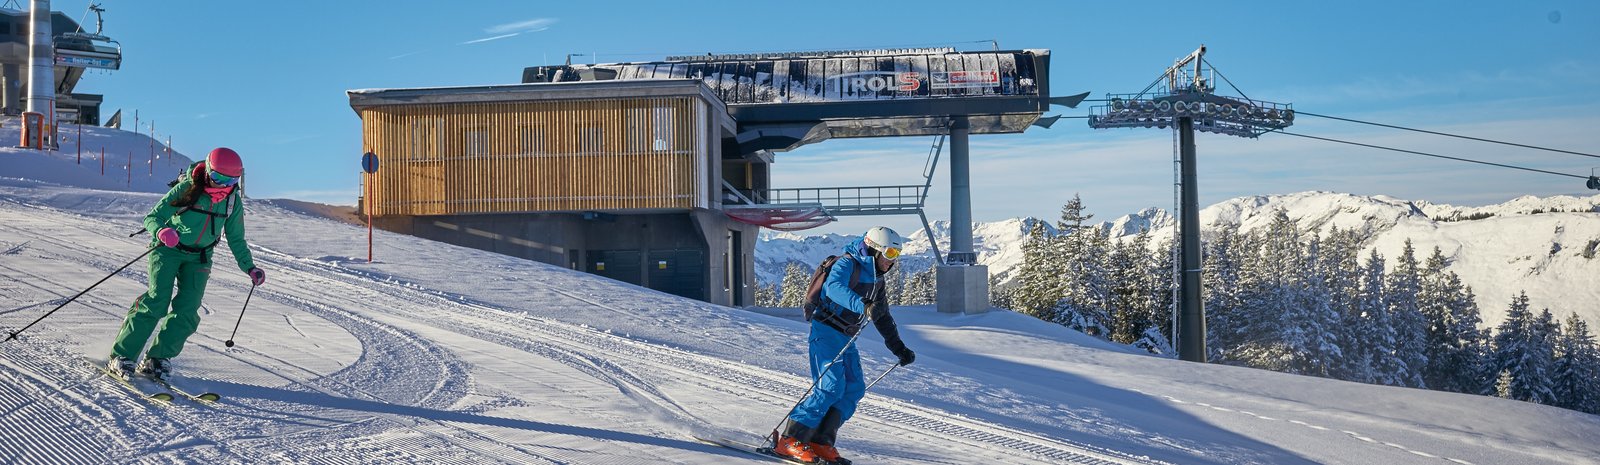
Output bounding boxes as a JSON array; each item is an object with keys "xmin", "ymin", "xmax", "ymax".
[{"xmin": 757, "ymin": 192, "xmax": 1600, "ymax": 327}]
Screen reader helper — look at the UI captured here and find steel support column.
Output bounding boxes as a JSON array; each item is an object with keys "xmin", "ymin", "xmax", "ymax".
[
  {"xmin": 1177, "ymin": 117, "xmax": 1206, "ymax": 362},
  {"xmin": 948, "ymin": 116, "xmax": 974, "ymax": 264}
]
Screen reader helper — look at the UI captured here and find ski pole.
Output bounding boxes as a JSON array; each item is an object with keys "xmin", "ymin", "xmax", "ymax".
[
  {"xmin": 865, "ymin": 363, "xmax": 898, "ymax": 391},
  {"xmin": 767, "ymin": 327, "xmax": 867, "ymax": 445},
  {"xmin": 223, "ymin": 283, "xmax": 256, "ymax": 348},
  {"xmin": 767, "ymin": 281, "xmax": 883, "ymax": 446},
  {"xmin": 5, "ymin": 246, "xmax": 156, "ymax": 343}
]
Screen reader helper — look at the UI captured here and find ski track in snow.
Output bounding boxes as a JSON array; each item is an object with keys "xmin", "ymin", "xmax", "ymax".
[
  {"xmin": 0, "ymin": 208, "xmax": 556, "ymax": 464},
  {"xmin": 252, "ymin": 245, "xmax": 1164, "ymax": 465},
  {"xmin": 0, "ymin": 199, "xmax": 1168, "ymax": 464},
  {"xmin": 1129, "ymin": 388, "xmax": 1475, "ymax": 465}
]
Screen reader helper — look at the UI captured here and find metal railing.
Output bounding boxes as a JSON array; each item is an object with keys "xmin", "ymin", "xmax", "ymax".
[{"xmin": 750, "ymin": 185, "xmax": 927, "ymax": 216}]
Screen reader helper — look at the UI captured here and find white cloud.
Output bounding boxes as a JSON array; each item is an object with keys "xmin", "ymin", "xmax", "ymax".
[
  {"xmin": 389, "ymin": 50, "xmax": 425, "ymax": 60},
  {"xmin": 461, "ymin": 33, "xmax": 519, "ymax": 45},
  {"xmin": 484, "ymin": 18, "xmax": 556, "ymax": 35}
]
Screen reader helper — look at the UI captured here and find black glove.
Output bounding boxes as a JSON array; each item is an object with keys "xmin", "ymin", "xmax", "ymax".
[
  {"xmin": 894, "ymin": 347, "xmax": 915, "ymax": 366},
  {"xmin": 842, "ymin": 321, "xmax": 863, "ymax": 336}
]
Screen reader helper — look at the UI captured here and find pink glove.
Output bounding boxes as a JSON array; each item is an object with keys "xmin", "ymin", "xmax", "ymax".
[
  {"xmin": 157, "ymin": 228, "xmax": 180, "ymax": 248},
  {"xmin": 249, "ymin": 267, "xmax": 266, "ymax": 286}
]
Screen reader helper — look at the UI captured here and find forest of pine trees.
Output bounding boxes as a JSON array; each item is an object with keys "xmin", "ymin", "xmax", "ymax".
[{"xmin": 757, "ymin": 196, "xmax": 1600, "ymax": 415}]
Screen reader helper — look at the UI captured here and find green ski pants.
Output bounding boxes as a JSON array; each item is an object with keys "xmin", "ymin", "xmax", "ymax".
[{"xmin": 112, "ymin": 247, "xmax": 211, "ymax": 360}]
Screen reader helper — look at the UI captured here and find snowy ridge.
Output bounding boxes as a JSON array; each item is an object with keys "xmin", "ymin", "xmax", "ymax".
[{"xmin": 758, "ymin": 191, "xmax": 1600, "ymax": 327}]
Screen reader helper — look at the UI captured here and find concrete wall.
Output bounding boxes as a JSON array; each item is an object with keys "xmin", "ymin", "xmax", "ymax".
[{"xmin": 374, "ymin": 209, "xmax": 758, "ymax": 307}]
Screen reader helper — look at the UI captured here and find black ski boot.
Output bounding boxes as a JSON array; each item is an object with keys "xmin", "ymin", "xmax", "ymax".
[{"xmin": 137, "ymin": 357, "xmax": 171, "ymax": 381}]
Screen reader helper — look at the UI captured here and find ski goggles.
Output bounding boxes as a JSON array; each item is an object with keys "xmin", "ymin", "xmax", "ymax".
[
  {"xmin": 208, "ymin": 169, "xmax": 239, "ymax": 187},
  {"xmin": 881, "ymin": 246, "xmax": 901, "ymax": 260}
]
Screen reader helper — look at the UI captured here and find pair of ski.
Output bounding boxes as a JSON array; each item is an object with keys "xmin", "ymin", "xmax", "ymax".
[
  {"xmin": 694, "ymin": 434, "xmax": 850, "ymax": 465},
  {"xmin": 87, "ymin": 358, "xmax": 221, "ymax": 404}
]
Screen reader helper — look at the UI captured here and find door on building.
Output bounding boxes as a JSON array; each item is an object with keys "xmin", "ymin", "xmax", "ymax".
[
  {"xmin": 648, "ymin": 249, "xmax": 705, "ymax": 301},
  {"xmin": 589, "ymin": 250, "xmax": 642, "ymax": 286},
  {"xmin": 728, "ymin": 230, "xmax": 743, "ymax": 306}
]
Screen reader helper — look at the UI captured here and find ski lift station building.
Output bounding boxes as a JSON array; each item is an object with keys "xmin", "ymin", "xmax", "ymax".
[
  {"xmin": 348, "ymin": 48, "xmax": 1054, "ymax": 310},
  {"xmin": 0, "ymin": 7, "xmax": 122, "ymax": 123}
]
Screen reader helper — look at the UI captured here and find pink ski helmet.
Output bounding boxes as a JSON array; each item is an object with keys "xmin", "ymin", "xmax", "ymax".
[{"xmin": 207, "ymin": 147, "xmax": 244, "ymax": 177}]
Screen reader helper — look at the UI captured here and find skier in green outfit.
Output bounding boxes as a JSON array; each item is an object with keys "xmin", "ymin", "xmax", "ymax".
[{"xmin": 106, "ymin": 147, "xmax": 265, "ymax": 380}]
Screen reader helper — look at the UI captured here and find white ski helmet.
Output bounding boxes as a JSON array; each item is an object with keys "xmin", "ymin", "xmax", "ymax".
[{"xmin": 863, "ymin": 226, "xmax": 905, "ymax": 259}]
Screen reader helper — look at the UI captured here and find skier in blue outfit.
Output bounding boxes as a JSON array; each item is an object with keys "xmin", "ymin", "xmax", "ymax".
[{"xmin": 774, "ymin": 226, "xmax": 916, "ymax": 465}]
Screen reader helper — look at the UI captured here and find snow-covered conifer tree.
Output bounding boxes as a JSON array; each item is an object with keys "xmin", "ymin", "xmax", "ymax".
[
  {"xmin": 1012, "ymin": 219, "xmax": 1060, "ymax": 320},
  {"xmin": 1353, "ymin": 249, "xmax": 1394, "ymax": 385},
  {"xmin": 1203, "ymin": 222, "xmax": 1246, "ymax": 361},
  {"xmin": 1106, "ymin": 229, "xmax": 1152, "ymax": 344},
  {"xmin": 1553, "ymin": 313, "xmax": 1600, "ymax": 414},
  {"xmin": 1320, "ymin": 227, "xmax": 1364, "ymax": 379},
  {"xmin": 777, "ymin": 261, "xmax": 814, "ymax": 308},
  {"xmin": 1292, "ymin": 231, "xmax": 1343, "ymax": 377},
  {"xmin": 1418, "ymin": 247, "xmax": 1489, "ymax": 394},
  {"xmin": 1386, "ymin": 239, "xmax": 1429, "ymax": 388},
  {"xmin": 1226, "ymin": 210, "xmax": 1302, "ymax": 371},
  {"xmin": 1491, "ymin": 293, "xmax": 1557, "ymax": 404}
]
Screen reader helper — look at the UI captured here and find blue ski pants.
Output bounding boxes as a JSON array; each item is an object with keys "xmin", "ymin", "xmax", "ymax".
[{"xmin": 789, "ymin": 320, "xmax": 866, "ymax": 429}]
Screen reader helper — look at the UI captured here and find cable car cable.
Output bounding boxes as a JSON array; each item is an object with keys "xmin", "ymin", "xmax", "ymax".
[
  {"xmin": 1295, "ymin": 111, "xmax": 1600, "ymax": 160},
  {"xmin": 1267, "ymin": 130, "xmax": 1587, "ymax": 179}
]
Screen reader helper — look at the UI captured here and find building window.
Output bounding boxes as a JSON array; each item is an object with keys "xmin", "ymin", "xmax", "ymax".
[
  {"xmin": 519, "ymin": 125, "xmax": 545, "ymax": 155},
  {"xmin": 464, "ymin": 127, "xmax": 488, "ymax": 159},
  {"xmin": 652, "ymin": 106, "xmax": 675, "ymax": 151},
  {"xmin": 579, "ymin": 126, "xmax": 603, "ymax": 153},
  {"xmin": 410, "ymin": 119, "xmax": 441, "ymax": 161}
]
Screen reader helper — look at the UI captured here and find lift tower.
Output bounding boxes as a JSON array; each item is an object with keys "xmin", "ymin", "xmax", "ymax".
[{"xmin": 1088, "ymin": 46, "xmax": 1294, "ymax": 362}]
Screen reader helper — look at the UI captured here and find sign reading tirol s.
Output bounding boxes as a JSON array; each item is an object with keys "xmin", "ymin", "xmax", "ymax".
[
  {"xmin": 835, "ymin": 71, "xmax": 924, "ymax": 93},
  {"xmin": 832, "ymin": 69, "xmax": 1003, "ymax": 93}
]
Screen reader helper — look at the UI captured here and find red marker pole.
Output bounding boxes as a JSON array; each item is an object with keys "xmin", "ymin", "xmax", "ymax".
[
  {"xmin": 126, "ymin": 151, "xmax": 131, "ymax": 186},
  {"xmin": 361, "ymin": 151, "xmax": 378, "ymax": 263},
  {"xmin": 367, "ymin": 173, "xmax": 374, "ymax": 263},
  {"xmin": 76, "ymin": 123, "xmax": 81, "ymax": 164},
  {"xmin": 99, "ymin": 148, "xmax": 104, "ymax": 175}
]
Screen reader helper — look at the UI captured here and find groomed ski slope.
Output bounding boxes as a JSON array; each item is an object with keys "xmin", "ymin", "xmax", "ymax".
[{"xmin": 1, "ymin": 178, "xmax": 1597, "ymax": 464}]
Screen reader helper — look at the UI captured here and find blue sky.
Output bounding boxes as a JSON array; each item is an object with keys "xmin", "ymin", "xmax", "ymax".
[{"xmin": 63, "ymin": 1, "xmax": 1600, "ymax": 236}]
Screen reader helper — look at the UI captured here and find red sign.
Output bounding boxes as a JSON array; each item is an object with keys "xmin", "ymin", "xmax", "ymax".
[{"xmin": 931, "ymin": 70, "xmax": 1000, "ymax": 89}]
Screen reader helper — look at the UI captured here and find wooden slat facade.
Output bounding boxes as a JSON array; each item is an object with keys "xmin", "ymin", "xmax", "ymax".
[{"xmin": 359, "ymin": 97, "xmax": 705, "ymax": 217}]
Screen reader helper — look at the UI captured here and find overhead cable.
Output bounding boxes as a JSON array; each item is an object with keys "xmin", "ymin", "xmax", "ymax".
[
  {"xmin": 1268, "ymin": 130, "xmax": 1587, "ymax": 179},
  {"xmin": 1296, "ymin": 111, "xmax": 1600, "ymax": 160}
]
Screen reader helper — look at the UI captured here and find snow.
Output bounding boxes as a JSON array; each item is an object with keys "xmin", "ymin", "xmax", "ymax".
[
  {"xmin": 0, "ymin": 117, "xmax": 194, "ymax": 194},
  {"xmin": 758, "ymin": 190, "xmax": 1600, "ymax": 328},
  {"xmin": 1, "ymin": 137, "xmax": 1598, "ymax": 464}
]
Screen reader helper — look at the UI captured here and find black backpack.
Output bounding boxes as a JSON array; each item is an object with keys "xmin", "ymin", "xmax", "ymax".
[{"xmin": 802, "ymin": 255, "xmax": 860, "ymax": 321}]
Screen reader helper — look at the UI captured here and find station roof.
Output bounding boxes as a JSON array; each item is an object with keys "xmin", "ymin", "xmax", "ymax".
[
  {"xmin": 522, "ymin": 49, "xmax": 1052, "ymax": 151},
  {"xmin": 347, "ymin": 79, "xmax": 736, "ymax": 134}
]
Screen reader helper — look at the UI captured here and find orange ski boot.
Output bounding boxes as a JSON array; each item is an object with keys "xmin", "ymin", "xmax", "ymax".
[
  {"xmin": 808, "ymin": 442, "xmax": 850, "ymax": 465},
  {"xmin": 773, "ymin": 436, "xmax": 819, "ymax": 463}
]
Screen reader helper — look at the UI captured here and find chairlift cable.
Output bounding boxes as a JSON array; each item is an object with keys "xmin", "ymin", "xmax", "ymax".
[
  {"xmin": 1295, "ymin": 111, "xmax": 1600, "ymax": 160},
  {"xmin": 1268, "ymin": 130, "xmax": 1587, "ymax": 179},
  {"xmin": 1201, "ymin": 58, "xmax": 1252, "ymax": 103}
]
